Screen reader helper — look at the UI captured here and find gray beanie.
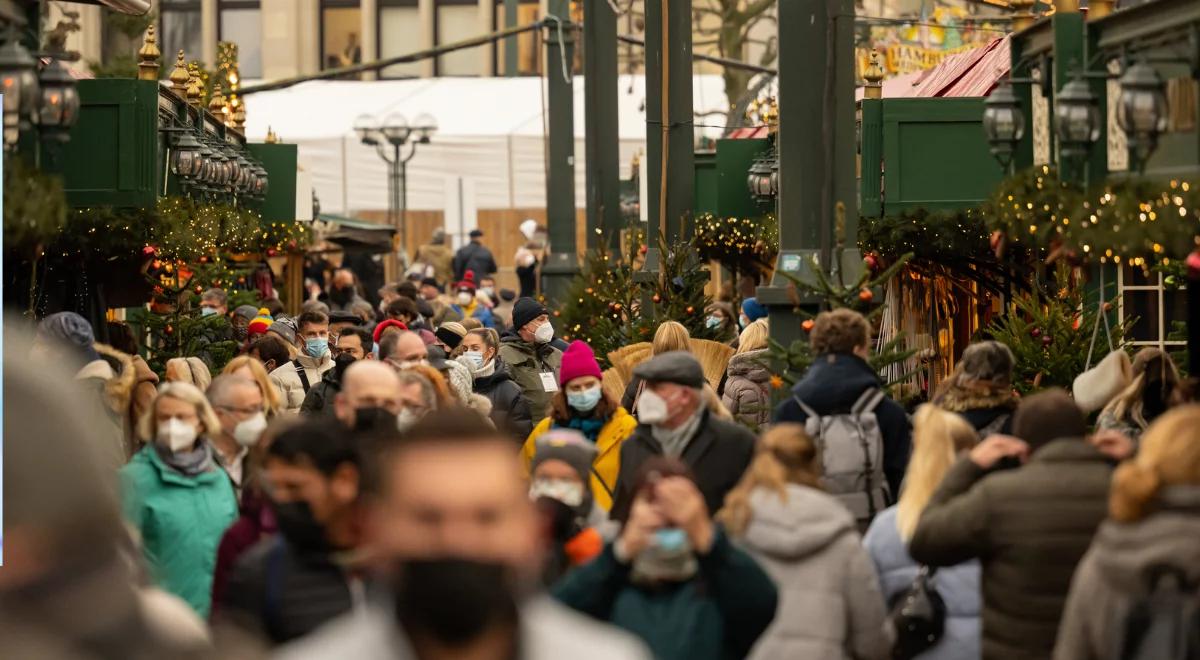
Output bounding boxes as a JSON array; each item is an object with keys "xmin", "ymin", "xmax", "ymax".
[
  {"xmin": 957, "ymin": 341, "xmax": 1015, "ymax": 387},
  {"xmin": 232, "ymin": 305, "xmax": 259, "ymax": 322},
  {"xmin": 37, "ymin": 312, "xmax": 99, "ymax": 364},
  {"xmin": 531, "ymin": 430, "xmax": 598, "ymax": 486}
]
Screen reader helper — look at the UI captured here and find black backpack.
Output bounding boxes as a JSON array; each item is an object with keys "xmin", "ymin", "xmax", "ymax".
[
  {"xmin": 889, "ymin": 566, "xmax": 946, "ymax": 660},
  {"xmin": 1117, "ymin": 564, "xmax": 1200, "ymax": 660}
]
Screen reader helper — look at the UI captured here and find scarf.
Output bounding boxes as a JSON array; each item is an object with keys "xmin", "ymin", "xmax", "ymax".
[
  {"xmin": 153, "ymin": 440, "xmax": 216, "ymax": 477},
  {"xmin": 474, "ymin": 358, "xmax": 497, "ymax": 380},
  {"xmin": 652, "ymin": 407, "xmax": 704, "ymax": 458},
  {"xmin": 562, "ymin": 415, "xmax": 606, "ymax": 444}
]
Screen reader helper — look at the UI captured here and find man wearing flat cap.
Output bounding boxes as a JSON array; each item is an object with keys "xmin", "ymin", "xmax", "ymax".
[{"xmin": 609, "ymin": 351, "xmax": 757, "ymax": 521}]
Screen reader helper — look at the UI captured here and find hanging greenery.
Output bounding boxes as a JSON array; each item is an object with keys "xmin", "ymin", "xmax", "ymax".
[
  {"xmin": 693, "ymin": 211, "xmax": 779, "ymax": 274},
  {"xmin": 4, "ymin": 156, "xmax": 69, "ymax": 253}
]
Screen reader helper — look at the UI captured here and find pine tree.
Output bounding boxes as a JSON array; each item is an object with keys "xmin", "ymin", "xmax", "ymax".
[{"xmin": 140, "ymin": 259, "xmax": 242, "ymax": 376}]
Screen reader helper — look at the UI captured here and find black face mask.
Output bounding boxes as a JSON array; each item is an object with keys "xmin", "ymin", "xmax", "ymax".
[
  {"xmin": 393, "ymin": 559, "xmax": 519, "ymax": 647},
  {"xmin": 330, "ymin": 286, "xmax": 354, "ymax": 306},
  {"xmin": 233, "ymin": 324, "xmax": 249, "ymax": 341},
  {"xmin": 353, "ymin": 406, "xmax": 395, "ymax": 434},
  {"xmin": 272, "ymin": 500, "xmax": 329, "ymax": 552}
]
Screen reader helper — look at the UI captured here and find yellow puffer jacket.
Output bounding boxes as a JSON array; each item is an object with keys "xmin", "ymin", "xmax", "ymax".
[{"xmin": 521, "ymin": 407, "xmax": 637, "ymax": 512}]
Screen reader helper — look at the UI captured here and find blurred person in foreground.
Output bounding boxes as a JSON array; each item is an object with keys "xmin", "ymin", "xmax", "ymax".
[
  {"xmin": 1053, "ymin": 404, "xmax": 1200, "ymax": 659},
  {"xmin": 208, "ymin": 374, "xmax": 270, "ymax": 498},
  {"xmin": 275, "ymin": 409, "xmax": 652, "ymax": 660},
  {"xmin": 224, "ymin": 355, "xmax": 285, "ymax": 419},
  {"xmin": 720, "ymin": 424, "xmax": 892, "ymax": 660},
  {"xmin": 553, "ymin": 457, "xmax": 778, "ymax": 660},
  {"xmin": 2, "ymin": 329, "xmax": 210, "ymax": 659},
  {"xmin": 121, "ymin": 381, "xmax": 239, "ymax": 618},
  {"xmin": 529, "ymin": 430, "xmax": 614, "ymax": 585}
]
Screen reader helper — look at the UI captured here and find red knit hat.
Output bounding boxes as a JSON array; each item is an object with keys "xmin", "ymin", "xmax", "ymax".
[
  {"xmin": 559, "ymin": 340, "xmax": 603, "ymax": 386},
  {"xmin": 456, "ymin": 270, "xmax": 477, "ymax": 292},
  {"xmin": 373, "ymin": 319, "xmax": 409, "ymax": 344}
]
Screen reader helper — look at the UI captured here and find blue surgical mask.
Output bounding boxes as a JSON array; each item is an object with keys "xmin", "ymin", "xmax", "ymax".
[
  {"xmin": 705, "ymin": 315, "xmax": 721, "ymax": 330},
  {"xmin": 567, "ymin": 385, "xmax": 603, "ymax": 412},
  {"xmin": 201, "ymin": 307, "xmax": 218, "ymax": 317},
  {"xmin": 372, "ymin": 342, "xmax": 381, "ymax": 359},
  {"xmin": 463, "ymin": 351, "xmax": 485, "ymax": 370},
  {"xmin": 653, "ymin": 528, "xmax": 689, "ymax": 552},
  {"xmin": 305, "ymin": 337, "xmax": 329, "ymax": 358}
]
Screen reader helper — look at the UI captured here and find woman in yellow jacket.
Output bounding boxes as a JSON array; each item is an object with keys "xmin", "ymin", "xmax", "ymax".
[{"xmin": 522, "ymin": 341, "xmax": 637, "ymax": 511}]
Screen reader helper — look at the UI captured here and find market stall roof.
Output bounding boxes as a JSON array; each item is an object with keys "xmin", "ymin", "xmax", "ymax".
[
  {"xmin": 854, "ymin": 36, "xmax": 1011, "ymax": 101},
  {"xmin": 317, "ymin": 213, "xmax": 396, "ymax": 254}
]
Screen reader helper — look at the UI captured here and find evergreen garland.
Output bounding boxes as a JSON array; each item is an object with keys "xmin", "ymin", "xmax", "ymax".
[{"xmin": 3, "ymin": 156, "xmax": 68, "ymax": 253}]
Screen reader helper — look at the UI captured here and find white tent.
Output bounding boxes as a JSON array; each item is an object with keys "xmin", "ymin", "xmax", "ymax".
[{"xmin": 242, "ymin": 75, "xmax": 730, "ymax": 215}]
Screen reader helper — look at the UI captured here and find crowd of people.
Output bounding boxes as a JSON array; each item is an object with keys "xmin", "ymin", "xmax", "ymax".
[{"xmin": 7, "ymin": 253, "xmax": 1200, "ymax": 660}]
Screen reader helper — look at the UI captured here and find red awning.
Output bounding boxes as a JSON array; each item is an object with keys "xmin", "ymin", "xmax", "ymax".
[{"xmin": 855, "ymin": 36, "xmax": 1011, "ymax": 101}]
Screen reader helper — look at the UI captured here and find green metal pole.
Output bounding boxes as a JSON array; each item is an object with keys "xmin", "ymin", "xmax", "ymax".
[
  {"xmin": 583, "ymin": 0, "xmax": 620, "ymax": 250},
  {"xmin": 643, "ymin": 0, "xmax": 693, "ymax": 244},
  {"xmin": 504, "ymin": 0, "xmax": 519, "ymax": 76},
  {"xmin": 540, "ymin": 0, "xmax": 579, "ymax": 304}
]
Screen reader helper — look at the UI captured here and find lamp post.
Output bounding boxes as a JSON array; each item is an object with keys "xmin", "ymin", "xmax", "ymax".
[
  {"xmin": 1116, "ymin": 61, "xmax": 1167, "ymax": 171},
  {"xmin": 354, "ymin": 112, "xmax": 437, "ymax": 270},
  {"xmin": 982, "ymin": 80, "xmax": 1026, "ymax": 171}
]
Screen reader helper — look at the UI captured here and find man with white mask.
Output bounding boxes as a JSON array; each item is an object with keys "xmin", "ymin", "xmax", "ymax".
[
  {"xmin": 609, "ymin": 351, "xmax": 757, "ymax": 522},
  {"xmin": 499, "ymin": 297, "xmax": 564, "ymax": 427},
  {"xmin": 208, "ymin": 374, "xmax": 268, "ymax": 498}
]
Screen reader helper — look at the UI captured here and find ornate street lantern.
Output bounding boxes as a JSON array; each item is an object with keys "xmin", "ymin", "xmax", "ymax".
[
  {"xmin": 1116, "ymin": 61, "xmax": 1167, "ymax": 168},
  {"xmin": 747, "ymin": 150, "xmax": 777, "ymax": 206},
  {"xmin": 0, "ymin": 34, "xmax": 40, "ymax": 147},
  {"xmin": 171, "ymin": 129, "xmax": 204, "ymax": 179},
  {"xmin": 982, "ymin": 81, "xmax": 1025, "ymax": 167},
  {"xmin": 36, "ymin": 57, "xmax": 81, "ymax": 140},
  {"xmin": 1054, "ymin": 76, "xmax": 1101, "ymax": 160}
]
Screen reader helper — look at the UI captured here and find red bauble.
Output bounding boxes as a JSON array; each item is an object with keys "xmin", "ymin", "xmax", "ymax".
[
  {"xmin": 152, "ymin": 259, "xmax": 162, "ymax": 270},
  {"xmin": 198, "ymin": 256, "xmax": 208, "ymax": 264},
  {"xmin": 1188, "ymin": 249, "xmax": 1200, "ymax": 278},
  {"xmin": 165, "ymin": 325, "xmax": 174, "ymax": 335},
  {"xmin": 652, "ymin": 294, "xmax": 662, "ymax": 304},
  {"xmin": 864, "ymin": 254, "xmax": 879, "ymax": 271},
  {"xmin": 858, "ymin": 288, "xmax": 874, "ymax": 303},
  {"xmin": 1041, "ymin": 335, "xmax": 1053, "ymax": 346},
  {"xmin": 801, "ymin": 319, "xmax": 815, "ymax": 333},
  {"xmin": 237, "ymin": 277, "xmax": 246, "ymax": 284},
  {"xmin": 553, "ymin": 310, "xmax": 561, "ymax": 317},
  {"xmin": 1030, "ymin": 327, "xmax": 1042, "ymax": 339},
  {"xmin": 267, "ymin": 248, "xmax": 278, "ymax": 257},
  {"xmin": 686, "ymin": 306, "xmax": 695, "ymax": 314},
  {"xmin": 194, "ymin": 286, "xmax": 203, "ymax": 295},
  {"xmin": 1103, "ymin": 302, "xmax": 1113, "ymax": 313},
  {"xmin": 613, "ymin": 303, "xmax": 623, "ymax": 312},
  {"xmin": 142, "ymin": 245, "xmax": 157, "ymax": 256},
  {"xmin": 639, "ymin": 245, "xmax": 648, "ymax": 256},
  {"xmin": 1072, "ymin": 316, "xmax": 1082, "ymax": 330}
]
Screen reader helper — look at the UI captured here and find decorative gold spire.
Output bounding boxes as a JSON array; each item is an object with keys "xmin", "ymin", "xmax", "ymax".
[
  {"xmin": 1011, "ymin": 0, "xmax": 1039, "ymax": 32},
  {"xmin": 1087, "ymin": 0, "xmax": 1113, "ymax": 19},
  {"xmin": 168, "ymin": 50, "xmax": 190, "ymax": 95},
  {"xmin": 208, "ymin": 86, "xmax": 227, "ymax": 121},
  {"xmin": 137, "ymin": 24, "xmax": 161, "ymax": 81},
  {"xmin": 265, "ymin": 126, "xmax": 279, "ymax": 143},
  {"xmin": 186, "ymin": 63, "xmax": 203, "ymax": 108},
  {"xmin": 863, "ymin": 51, "xmax": 885, "ymax": 99}
]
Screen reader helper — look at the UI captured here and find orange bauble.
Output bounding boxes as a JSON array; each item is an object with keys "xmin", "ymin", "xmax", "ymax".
[
  {"xmin": 801, "ymin": 319, "xmax": 815, "ymax": 332},
  {"xmin": 858, "ymin": 288, "xmax": 874, "ymax": 303}
]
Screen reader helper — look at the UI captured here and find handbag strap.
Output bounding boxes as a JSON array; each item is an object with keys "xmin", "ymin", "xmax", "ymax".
[{"xmin": 1084, "ymin": 269, "xmax": 1116, "ymax": 371}]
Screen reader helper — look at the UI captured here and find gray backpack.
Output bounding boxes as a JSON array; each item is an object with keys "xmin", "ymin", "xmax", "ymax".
[{"xmin": 794, "ymin": 388, "xmax": 890, "ymax": 527}]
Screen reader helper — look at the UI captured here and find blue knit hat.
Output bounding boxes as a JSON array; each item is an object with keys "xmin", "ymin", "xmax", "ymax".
[
  {"xmin": 37, "ymin": 312, "xmax": 100, "ymax": 363},
  {"xmin": 742, "ymin": 297, "xmax": 768, "ymax": 322}
]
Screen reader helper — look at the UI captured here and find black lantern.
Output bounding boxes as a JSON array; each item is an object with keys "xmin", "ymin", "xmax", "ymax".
[
  {"xmin": 36, "ymin": 57, "xmax": 80, "ymax": 138},
  {"xmin": 0, "ymin": 34, "xmax": 40, "ymax": 147},
  {"xmin": 171, "ymin": 129, "xmax": 204, "ymax": 179},
  {"xmin": 747, "ymin": 152, "xmax": 776, "ymax": 206},
  {"xmin": 1117, "ymin": 61, "xmax": 1167, "ymax": 167},
  {"xmin": 1054, "ymin": 77, "xmax": 1100, "ymax": 160},
  {"xmin": 982, "ymin": 81, "xmax": 1025, "ymax": 166}
]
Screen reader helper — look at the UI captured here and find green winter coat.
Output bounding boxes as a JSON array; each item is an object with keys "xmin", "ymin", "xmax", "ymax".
[
  {"xmin": 498, "ymin": 335, "xmax": 563, "ymax": 426},
  {"xmin": 552, "ymin": 529, "xmax": 778, "ymax": 660},
  {"xmin": 120, "ymin": 444, "xmax": 238, "ymax": 618}
]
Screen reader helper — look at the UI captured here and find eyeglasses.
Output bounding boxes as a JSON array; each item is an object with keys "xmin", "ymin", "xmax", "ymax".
[{"xmin": 216, "ymin": 404, "xmax": 262, "ymax": 416}]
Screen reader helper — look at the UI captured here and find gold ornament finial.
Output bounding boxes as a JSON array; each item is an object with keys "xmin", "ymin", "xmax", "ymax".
[
  {"xmin": 209, "ymin": 86, "xmax": 227, "ymax": 121},
  {"xmin": 168, "ymin": 50, "xmax": 190, "ymax": 95},
  {"xmin": 265, "ymin": 126, "xmax": 279, "ymax": 143},
  {"xmin": 863, "ymin": 51, "xmax": 885, "ymax": 99},
  {"xmin": 186, "ymin": 63, "xmax": 203, "ymax": 108},
  {"xmin": 1011, "ymin": 0, "xmax": 1039, "ymax": 32},
  {"xmin": 1087, "ymin": 0, "xmax": 1113, "ymax": 19},
  {"xmin": 138, "ymin": 24, "xmax": 161, "ymax": 81}
]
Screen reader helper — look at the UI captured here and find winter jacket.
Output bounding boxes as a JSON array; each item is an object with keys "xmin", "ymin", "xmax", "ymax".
[
  {"xmin": 217, "ymin": 535, "xmax": 363, "ymax": 644},
  {"xmin": 275, "ymin": 594, "xmax": 652, "ymax": 660},
  {"xmin": 119, "ymin": 444, "xmax": 239, "ymax": 618},
  {"xmin": 934, "ymin": 383, "xmax": 1017, "ymax": 436},
  {"xmin": 737, "ymin": 484, "xmax": 892, "ymax": 660},
  {"xmin": 414, "ymin": 243, "xmax": 454, "ymax": 286},
  {"xmin": 499, "ymin": 334, "xmax": 563, "ymax": 426},
  {"xmin": 1053, "ymin": 486, "xmax": 1200, "ymax": 660},
  {"xmin": 522, "ymin": 406, "xmax": 639, "ymax": 511},
  {"xmin": 774, "ymin": 353, "xmax": 911, "ymax": 497},
  {"xmin": 908, "ymin": 440, "xmax": 1113, "ymax": 660},
  {"xmin": 452, "ymin": 301, "xmax": 496, "ymax": 328},
  {"xmin": 211, "ymin": 488, "xmax": 277, "ymax": 615},
  {"xmin": 452, "ymin": 241, "xmax": 499, "ymax": 281},
  {"xmin": 473, "ymin": 360, "xmax": 534, "ymax": 440},
  {"xmin": 722, "ymin": 350, "xmax": 773, "ymax": 430},
  {"xmin": 610, "ymin": 409, "xmax": 757, "ymax": 522},
  {"xmin": 269, "ymin": 353, "xmax": 334, "ymax": 414},
  {"xmin": 864, "ymin": 506, "xmax": 980, "ymax": 660},
  {"xmin": 553, "ymin": 529, "xmax": 778, "ymax": 660},
  {"xmin": 300, "ymin": 365, "xmax": 342, "ymax": 416}
]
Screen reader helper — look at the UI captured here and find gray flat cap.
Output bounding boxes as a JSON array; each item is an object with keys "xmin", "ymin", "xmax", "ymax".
[{"xmin": 633, "ymin": 350, "xmax": 705, "ymax": 388}]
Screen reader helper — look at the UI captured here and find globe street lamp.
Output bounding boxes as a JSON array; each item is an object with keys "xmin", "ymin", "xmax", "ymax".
[
  {"xmin": 982, "ymin": 80, "xmax": 1025, "ymax": 169},
  {"xmin": 355, "ymin": 113, "xmax": 438, "ymax": 269},
  {"xmin": 1116, "ymin": 61, "xmax": 1167, "ymax": 170},
  {"xmin": 0, "ymin": 30, "xmax": 40, "ymax": 149},
  {"xmin": 1054, "ymin": 76, "xmax": 1101, "ymax": 161}
]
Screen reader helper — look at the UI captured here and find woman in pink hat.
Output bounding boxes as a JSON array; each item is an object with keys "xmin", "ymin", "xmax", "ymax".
[{"xmin": 521, "ymin": 340, "xmax": 637, "ymax": 513}]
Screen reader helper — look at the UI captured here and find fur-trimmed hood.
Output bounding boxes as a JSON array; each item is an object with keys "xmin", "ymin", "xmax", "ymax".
[
  {"xmin": 935, "ymin": 381, "xmax": 1017, "ymax": 414},
  {"xmin": 90, "ymin": 343, "xmax": 136, "ymax": 415}
]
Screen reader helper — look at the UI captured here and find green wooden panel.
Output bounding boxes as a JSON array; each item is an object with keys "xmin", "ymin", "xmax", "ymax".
[
  {"xmin": 60, "ymin": 79, "xmax": 160, "ymax": 209},
  {"xmin": 248, "ymin": 143, "xmax": 298, "ymax": 222},
  {"xmin": 860, "ymin": 100, "xmax": 884, "ymax": 217},
  {"xmin": 880, "ymin": 98, "xmax": 1005, "ymax": 213},
  {"xmin": 715, "ymin": 137, "xmax": 769, "ymax": 218},
  {"xmin": 694, "ymin": 151, "xmax": 718, "ymax": 216}
]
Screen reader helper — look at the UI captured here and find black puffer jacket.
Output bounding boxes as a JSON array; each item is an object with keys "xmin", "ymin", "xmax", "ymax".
[{"xmin": 473, "ymin": 359, "xmax": 533, "ymax": 442}]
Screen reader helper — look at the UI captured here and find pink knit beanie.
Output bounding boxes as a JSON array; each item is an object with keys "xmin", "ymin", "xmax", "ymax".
[{"xmin": 559, "ymin": 340, "xmax": 603, "ymax": 386}]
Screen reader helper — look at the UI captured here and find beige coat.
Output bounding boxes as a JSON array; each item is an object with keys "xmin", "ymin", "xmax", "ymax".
[{"xmin": 269, "ymin": 353, "xmax": 334, "ymax": 414}]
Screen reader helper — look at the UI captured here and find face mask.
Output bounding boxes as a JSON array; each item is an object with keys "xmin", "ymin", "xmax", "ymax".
[
  {"xmin": 330, "ymin": 286, "xmax": 354, "ymax": 306},
  {"xmin": 233, "ymin": 412, "xmax": 268, "ymax": 448},
  {"xmin": 480, "ymin": 287, "xmax": 494, "ymax": 299},
  {"xmin": 393, "ymin": 358, "xmax": 429, "ymax": 371},
  {"xmin": 637, "ymin": 389, "xmax": 670, "ymax": 425},
  {"xmin": 567, "ymin": 385, "xmax": 603, "ymax": 412},
  {"xmin": 631, "ymin": 527, "xmax": 698, "ymax": 584},
  {"xmin": 534, "ymin": 322, "xmax": 554, "ymax": 345},
  {"xmin": 353, "ymin": 406, "xmax": 395, "ymax": 433},
  {"xmin": 201, "ymin": 307, "xmax": 218, "ymax": 317},
  {"xmin": 157, "ymin": 418, "xmax": 199, "ymax": 453},
  {"xmin": 457, "ymin": 292, "xmax": 474, "ymax": 306},
  {"xmin": 233, "ymin": 324, "xmax": 249, "ymax": 341},
  {"xmin": 392, "ymin": 559, "xmax": 519, "ymax": 646},
  {"xmin": 463, "ymin": 351, "xmax": 485, "ymax": 370},
  {"xmin": 705, "ymin": 315, "xmax": 721, "ymax": 330},
  {"xmin": 654, "ymin": 528, "xmax": 688, "ymax": 552},
  {"xmin": 397, "ymin": 407, "xmax": 419, "ymax": 432},
  {"xmin": 272, "ymin": 500, "xmax": 329, "ymax": 551},
  {"xmin": 305, "ymin": 337, "xmax": 329, "ymax": 359},
  {"xmin": 530, "ymin": 478, "xmax": 585, "ymax": 508},
  {"xmin": 372, "ymin": 342, "xmax": 381, "ymax": 359}
]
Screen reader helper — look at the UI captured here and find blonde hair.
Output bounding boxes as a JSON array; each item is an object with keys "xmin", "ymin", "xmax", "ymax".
[
  {"xmin": 735, "ymin": 319, "xmax": 770, "ymax": 355},
  {"xmin": 138, "ymin": 381, "xmax": 223, "ymax": 443},
  {"xmin": 1110, "ymin": 404, "xmax": 1200, "ymax": 522},
  {"xmin": 165, "ymin": 357, "xmax": 212, "ymax": 391},
  {"xmin": 652, "ymin": 321, "xmax": 690, "ymax": 355},
  {"xmin": 1100, "ymin": 348, "xmax": 1181, "ymax": 430},
  {"xmin": 705, "ymin": 384, "xmax": 732, "ymax": 419},
  {"xmin": 222, "ymin": 355, "xmax": 283, "ymax": 418},
  {"xmin": 718, "ymin": 424, "xmax": 822, "ymax": 536},
  {"xmin": 896, "ymin": 405, "xmax": 979, "ymax": 541}
]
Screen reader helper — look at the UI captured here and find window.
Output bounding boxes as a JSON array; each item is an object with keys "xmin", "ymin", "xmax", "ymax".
[
  {"xmin": 1119, "ymin": 266, "xmax": 1187, "ymax": 348},
  {"xmin": 160, "ymin": 0, "xmax": 203, "ymax": 64},
  {"xmin": 321, "ymin": 0, "xmax": 362, "ymax": 72},
  {"xmin": 436, "ymin": 0, "xmax": 483, "ymax": 76},
  {"xmin": 378, "ymin": 0, "xmax": 421, "ymax": 78},
  {"xmin": 495, "ymin": 0, "xmax": 541, "ymax": 75},
  {"xmin": 219, "ymin": 0, "xmax": 263, "ymax": 79}
]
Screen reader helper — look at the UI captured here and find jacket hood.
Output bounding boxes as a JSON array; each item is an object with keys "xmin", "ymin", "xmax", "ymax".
[
  {"xmin": 790, "ymin": 353, "xmax": 881, "ymax": 411},
  {"xmin": 935, "ymin": 381, "xmax": 1017, "ymax": 414},
  {"xmin": 1088, "ymin": 486, "xmax": 1200, "ymax": 596},
  {"xmin": 94, "ymin": 343, "xmax": 136, "ymax": 414},
  {"xmin": 727, "ymin": 350, "xmax": 771, "ymax": 383},
  {"xmin": 741, "ymin": 484, "xmax": 857, "ymax": 560}
]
